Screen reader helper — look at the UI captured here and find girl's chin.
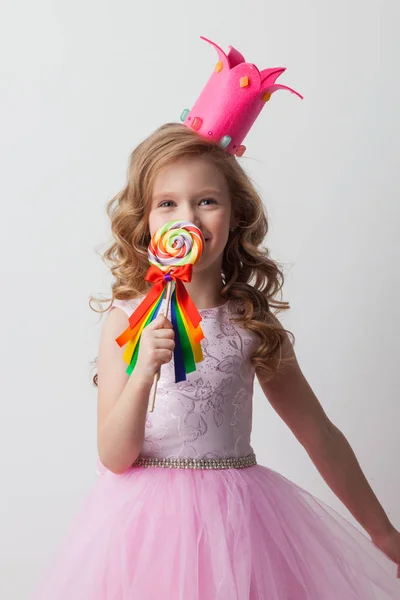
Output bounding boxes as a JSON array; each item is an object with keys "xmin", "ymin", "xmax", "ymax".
[{"xmin": 192, "ymin": 256, "xmax": 222, "ymax": 274}]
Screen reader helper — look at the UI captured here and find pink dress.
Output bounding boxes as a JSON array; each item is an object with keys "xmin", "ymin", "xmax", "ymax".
[{"xmin": 32, "ymin": 297, "xmax": 400, "ymax": 599}]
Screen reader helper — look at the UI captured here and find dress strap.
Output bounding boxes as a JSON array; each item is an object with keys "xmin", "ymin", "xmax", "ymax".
[
  {"xmin": 111, "ymin": 296, "xmax": 143, "ymax": 317},
  {"xmin": 110, "ymin": 298, "xmax": 132, "ymax": 317}
]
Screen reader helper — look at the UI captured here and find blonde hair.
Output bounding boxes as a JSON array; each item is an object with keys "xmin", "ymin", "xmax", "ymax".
[{"xmin": 90, "ymin": 122, "xmax": 295, "ymax": 385}]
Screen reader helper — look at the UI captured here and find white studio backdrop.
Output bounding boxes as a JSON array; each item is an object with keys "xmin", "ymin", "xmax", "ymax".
[{"xmin": 0, "ymin": 1, "xmax": 399, "ymax": 598}]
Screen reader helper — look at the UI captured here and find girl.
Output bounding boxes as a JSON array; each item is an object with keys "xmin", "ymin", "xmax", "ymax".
[{"xmin": 31, "ymin": 122, "xmax": 400, "ymax": 599}]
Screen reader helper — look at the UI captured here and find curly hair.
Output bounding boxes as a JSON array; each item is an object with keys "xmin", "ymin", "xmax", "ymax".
[{"xmin": 90, "ymin": 122, "xmax": 295, "ymax": 386}]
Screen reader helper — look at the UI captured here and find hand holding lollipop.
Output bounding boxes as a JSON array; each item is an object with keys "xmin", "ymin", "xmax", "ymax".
[{"xmin": 115, "ymin": 220, "xmax": 205, "ymax": 412}]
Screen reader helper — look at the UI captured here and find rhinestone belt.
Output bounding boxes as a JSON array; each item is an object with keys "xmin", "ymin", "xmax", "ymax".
[{"xmin": 132, "ymin": 452, "xmax": 257, "ymax": 470}]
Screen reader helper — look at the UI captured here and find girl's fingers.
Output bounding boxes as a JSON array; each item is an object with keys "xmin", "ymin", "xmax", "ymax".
[
  {"xmin": 153, "ymin": 328, "xmax": 174, "ymax": 339},
  {"xmin": 153, "ymin": 338, "xmax": 175, "ymax": 350},
  {"xmin": 147, "ymin": 315, "xmax": 173, "ymax": 330}
]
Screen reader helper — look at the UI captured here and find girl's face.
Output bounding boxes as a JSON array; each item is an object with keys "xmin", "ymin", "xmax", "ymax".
[{"xmin": 148, "ymin": 156, "xmax": 236, "ymax": 273}]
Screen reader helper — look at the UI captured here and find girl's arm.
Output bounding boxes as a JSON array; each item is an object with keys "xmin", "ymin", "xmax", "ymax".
[
  {"xmin": 256, "ymin": 321, "xmax": 395, "ymax": 540},
  {"xmin": 96, "ymin": 307, "xmax": 174, "ymax": 474}
]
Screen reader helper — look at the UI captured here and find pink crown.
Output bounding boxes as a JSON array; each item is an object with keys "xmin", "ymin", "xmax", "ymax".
[{"xmin": 180, "ymin": 36, "xmax": 303, "ymax": 157}]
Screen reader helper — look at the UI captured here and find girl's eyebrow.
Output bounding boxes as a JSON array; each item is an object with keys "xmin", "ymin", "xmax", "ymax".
[{"xmin": 153, "ymin": 188, "xmax": 222, "ymax": 200}]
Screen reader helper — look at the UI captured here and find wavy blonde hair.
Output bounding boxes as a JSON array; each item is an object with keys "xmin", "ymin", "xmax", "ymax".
[{"xmin": 90, "ymin": 122, "xmax": 295, "ymax": 386}]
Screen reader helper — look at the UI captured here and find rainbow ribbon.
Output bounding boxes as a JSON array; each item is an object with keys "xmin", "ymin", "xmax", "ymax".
[{"xmin": 115, "ymin": 264, "xmax": 204, "ymax": 382}]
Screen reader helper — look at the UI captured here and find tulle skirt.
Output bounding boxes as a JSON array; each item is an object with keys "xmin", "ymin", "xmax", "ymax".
[{"xmin": 31, "ymin": 461, "xmax": 400, "ymax": 599}]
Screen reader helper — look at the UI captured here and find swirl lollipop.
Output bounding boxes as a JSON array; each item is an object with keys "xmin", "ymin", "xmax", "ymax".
[
  {"xmin": 148, "ymin": 220, "xmax": 204, "ymax": 271},
  {"xmin": 115, "ymin": 220, "xmax": 205, "ymax": 411}
]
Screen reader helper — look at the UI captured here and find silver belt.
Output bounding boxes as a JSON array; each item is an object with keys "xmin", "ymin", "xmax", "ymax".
[{"xmin": 132, "ymin": 452, "xmax": 257, "ymax": 470}]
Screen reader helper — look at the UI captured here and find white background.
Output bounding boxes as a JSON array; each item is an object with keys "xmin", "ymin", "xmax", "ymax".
[{"xmin": 0, "ymin": 0, "xmax": 399, "ymax": 597}]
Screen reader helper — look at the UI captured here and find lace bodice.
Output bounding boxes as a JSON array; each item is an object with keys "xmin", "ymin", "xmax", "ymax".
[{"xmin": 111, "ymin": 296, "xmax": 260, "ymax": 460}]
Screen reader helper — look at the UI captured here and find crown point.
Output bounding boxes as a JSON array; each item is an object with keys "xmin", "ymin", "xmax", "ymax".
[
  {"xmin": 180, "ymin": 109, "xmax": 190, "ymax": 122},
  {"xmin": 240, "ymin": 76, "xmax": 249, "ymax": 88},
  {"xmin": 191, "ymin": 117, "xmax": 203, "ymax": 131},
  {"xmin": 263, "ymin": 92, "xmax": 272, "ymax": 103},
  {"xmin": 220, "ymin": 135, "xmax": 232, "ymax": 149},
  {"xmin": 215, "ymin": 61, "xmax": 223, "ymax": 73},
  {"xmin": 235, "ymin": 145, "xmax": 246, "ymax": 157}
]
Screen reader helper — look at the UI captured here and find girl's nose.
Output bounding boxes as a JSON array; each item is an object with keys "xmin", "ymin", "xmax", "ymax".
[{"xmin": 181, "ymin": 209, "xmax": 200, "ymax": 229}]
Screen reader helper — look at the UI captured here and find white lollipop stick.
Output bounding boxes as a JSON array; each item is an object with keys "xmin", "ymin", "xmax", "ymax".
[{"xmin": 148, "ymin": 279, "xmax": 174, "ymax": 412}]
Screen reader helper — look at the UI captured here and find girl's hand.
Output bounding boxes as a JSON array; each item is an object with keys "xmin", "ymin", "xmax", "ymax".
[
  {"xmin": 371, "ymin": 527, "xmax": 400, "ymax": 578},
  {"xmin": 135, "ymin": 314, "xmax": 175, "ymax": 383}
]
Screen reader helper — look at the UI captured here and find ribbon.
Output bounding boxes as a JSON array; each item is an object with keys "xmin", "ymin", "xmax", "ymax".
[{"xmin": 115, "ymin": 263, "xmax": 204, "ymax": 382}]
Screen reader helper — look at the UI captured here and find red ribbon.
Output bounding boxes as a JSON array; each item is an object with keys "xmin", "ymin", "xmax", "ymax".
[
  {"xmin": 145, "ymin": 263, "xmax": 193, "ymax": 285},
  {"xmin": 127, "ymin": 264, "xmax": 202, "ymax": 331}
]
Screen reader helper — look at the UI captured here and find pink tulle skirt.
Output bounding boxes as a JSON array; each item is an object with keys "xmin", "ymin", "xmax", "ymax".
[{"xmin": 31, "ymin": 461, "xmax": 400, "ymax": 599}]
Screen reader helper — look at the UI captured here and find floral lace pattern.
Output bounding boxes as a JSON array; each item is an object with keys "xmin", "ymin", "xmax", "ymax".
[{"xmin": 111, "ymin": 297, "xmax": 259, "ymax": 460}]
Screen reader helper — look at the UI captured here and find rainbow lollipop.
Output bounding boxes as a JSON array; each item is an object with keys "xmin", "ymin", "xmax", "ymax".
[
  {"xmin": 115, "ymin": 220, "xmax": 205, "ymax": 411},
  {"xmin": 148, "ymin": 221, "xmax": 204, "ymax": 270}
]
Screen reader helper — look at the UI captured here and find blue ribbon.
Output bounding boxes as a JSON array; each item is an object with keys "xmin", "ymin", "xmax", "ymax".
[{"xmin": 170, "ymin": 289, "xmax": 186, "ymax": 382}]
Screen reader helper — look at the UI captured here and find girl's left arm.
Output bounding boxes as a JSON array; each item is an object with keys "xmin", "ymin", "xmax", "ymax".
[{"xmin": 256, "ymin": 326, "xmax": 399, "ymax": 551}]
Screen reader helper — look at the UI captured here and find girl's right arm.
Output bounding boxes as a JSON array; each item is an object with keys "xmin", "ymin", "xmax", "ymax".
[{"xmin": 96, "ymin": 307, "xmax": 174, "ymax": 474}]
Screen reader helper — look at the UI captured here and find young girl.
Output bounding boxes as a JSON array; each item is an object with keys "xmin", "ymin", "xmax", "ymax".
[{"xmin": 31, "ymin": 121, "xmax": 400, "ymax": 599}]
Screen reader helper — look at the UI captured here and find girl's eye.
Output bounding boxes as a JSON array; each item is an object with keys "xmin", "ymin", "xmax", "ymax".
[
  {"xmin": 200, "ymin": 198, "xmax": 217, "ymax": 206},
  {"xmin": 158, "ymin": 198, "xmax": 217, "ymax": 208}
]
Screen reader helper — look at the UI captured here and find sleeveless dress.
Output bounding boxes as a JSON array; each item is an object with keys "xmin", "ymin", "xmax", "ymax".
[{"xmin": 31, "ymin": 297, "xmax": 400, "ymax": 599}]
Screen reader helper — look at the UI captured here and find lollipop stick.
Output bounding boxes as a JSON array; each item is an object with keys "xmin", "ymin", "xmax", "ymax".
[{"xmin": 148, "ymin": 279, "xmax": 174, "ymax": 412}]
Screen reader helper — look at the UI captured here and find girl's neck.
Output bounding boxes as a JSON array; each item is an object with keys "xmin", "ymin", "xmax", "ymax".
[{"xmin": 184, "ymin": 265, "xmax": 225, "ymax": 310}]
